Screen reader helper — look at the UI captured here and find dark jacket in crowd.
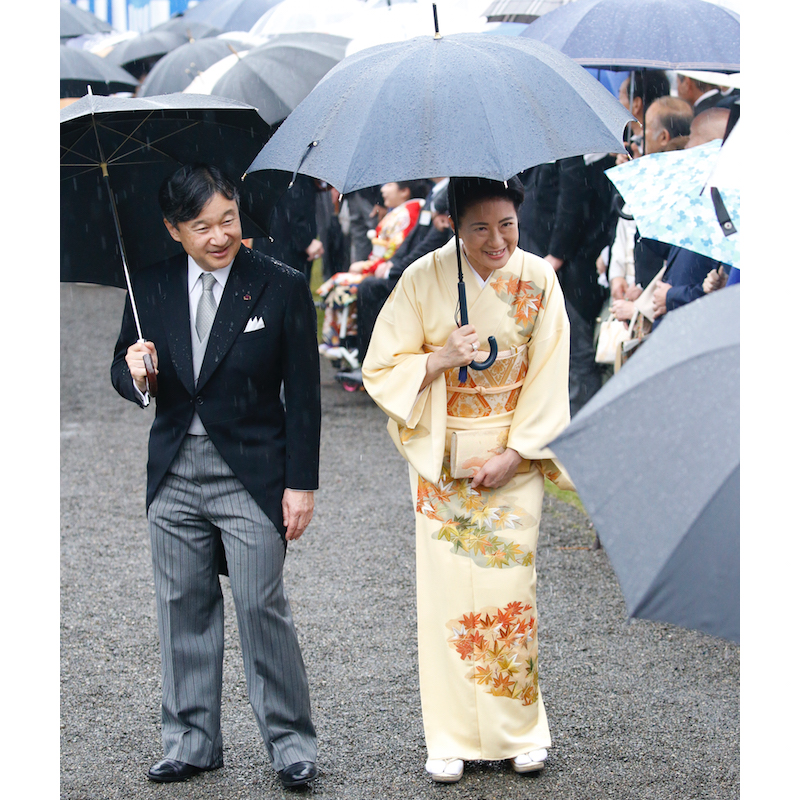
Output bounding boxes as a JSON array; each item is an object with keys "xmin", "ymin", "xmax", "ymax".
[{"xmin": 518, "ymin": 155, "xmax": 617, "ymax": 323}]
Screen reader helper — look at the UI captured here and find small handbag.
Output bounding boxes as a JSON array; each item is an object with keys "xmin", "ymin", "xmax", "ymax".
[
  {"xmin": 595, "ymin": 310, "xmax": 630, "ymax": 364},
  {"xmin": 449, "ymin": 428, "xmax": 531, "ymax": 479}
]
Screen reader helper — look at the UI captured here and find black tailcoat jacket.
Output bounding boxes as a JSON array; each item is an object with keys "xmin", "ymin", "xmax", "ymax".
[{"xmin": 111, "ymin": 246, "xmax": 321, "ymax": 537}]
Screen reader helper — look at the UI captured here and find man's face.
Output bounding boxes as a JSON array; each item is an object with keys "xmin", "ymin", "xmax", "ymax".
[
  {"xmin": 164, "ymin": 191, "xmax": 242, "ymax": 272},
  {"xmin": 643, "ymin": 104, "xmax": 668, "ymax": 154}
]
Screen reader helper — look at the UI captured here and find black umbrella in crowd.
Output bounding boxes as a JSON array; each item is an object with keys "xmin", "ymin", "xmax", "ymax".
[
  {"xmin": 61, "ymin": 93, "xmax": 274, "ymax": 393},
  {"xmin": 60, "ymin": 1, "xmax": 113, "ymax": 40},
  {"xmin": 180, "ymin": 0, "xmax": 286, "ymax": 33},
  {"xmin": 60, "ymin": 45, "xmax": 139, "ymax": 98},
  {"xmin": 105, "ymin": 29, "xmax": 189, "ymax": 78},
  {"xmin": 209, "ymin": 33, "xmax": 350, "ymax": 125},
  {"xmin": 138, "ymin": 35, "xmax": 257, "ymax": 96}
]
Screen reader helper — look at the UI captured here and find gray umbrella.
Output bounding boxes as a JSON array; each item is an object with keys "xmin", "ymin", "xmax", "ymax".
[
  {"xmin": 549, "ymin": 285, "xmax": 740, "ymax": 643},
  {"xmin": 60, "ymin": 44, "xmax": 138, "ymax": 98},
  {"xmin": 209, "ymin": 32, "xmax": 350, "ymax": 125},
  {"xmin": 105, "ymin": 29, "xmax": 189, "ymax": 78},
  {"xmin": 520, "ymin": 0, "xmax": 740, "ymax": 72},
  {"xmin": 60, "ymin": 1, "xmax": 113, "ymax": 40},
  {"xmin": 138, "ymin": 35, "xmax": 255, "ymax": 96}
]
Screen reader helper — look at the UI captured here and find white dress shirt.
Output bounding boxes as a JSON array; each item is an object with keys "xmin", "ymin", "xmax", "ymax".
[{"xmin": 134, "ymin": 256, "xmax": 233, "ymax": 406}]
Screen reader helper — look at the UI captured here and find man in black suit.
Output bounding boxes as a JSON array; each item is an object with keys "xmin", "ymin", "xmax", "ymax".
[
  {"xmin": 111, "ymin": 164, "xmax": 321, "ymax": 789},
  {"xmin": 520, "ymin": 154, "xmax": 618, "ymax": 415}
]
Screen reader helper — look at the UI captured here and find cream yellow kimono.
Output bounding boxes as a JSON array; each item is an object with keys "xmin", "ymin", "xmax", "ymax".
[{"xmin": 362, "ymin": 237, "xmax": 572, "ymax": 761}]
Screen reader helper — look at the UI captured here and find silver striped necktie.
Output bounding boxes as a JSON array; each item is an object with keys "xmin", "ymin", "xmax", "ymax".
[{"xmin": 195, "ymin": 272, "xmax": 217, "ymax": 341}]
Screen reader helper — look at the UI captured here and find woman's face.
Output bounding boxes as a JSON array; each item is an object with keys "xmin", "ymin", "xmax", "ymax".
[
  {"xmin": 380, "ymin": 182, "xmax": 410, "ymax": 209},
  {"xmin": 455, "ymin": 197, "xmax": 519, "ymax": 279}
]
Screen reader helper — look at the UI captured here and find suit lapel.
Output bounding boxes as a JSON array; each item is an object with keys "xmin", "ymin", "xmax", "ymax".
[
  {"xmin": 156, "ymin": 255, "xmax": 195, "ymax": 397},
  {"xmin": 196, "ymin": 247, "xmax": 271, "ymax": 392}
]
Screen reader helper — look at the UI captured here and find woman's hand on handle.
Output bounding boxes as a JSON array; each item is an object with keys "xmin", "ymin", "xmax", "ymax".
[{"xmin": 421, "ymin": 325, "xmax": 479, "ymax": 390}]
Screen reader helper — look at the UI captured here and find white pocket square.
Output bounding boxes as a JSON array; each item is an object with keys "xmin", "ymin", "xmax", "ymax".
[{"xmin": 244, "ymin": 316, "xmax": 265, "ymax": 333}]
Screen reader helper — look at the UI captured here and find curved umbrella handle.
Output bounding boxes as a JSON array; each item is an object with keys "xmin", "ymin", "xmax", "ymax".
[{"xmin": 458, "ymin": 336, "xmax": 498, "ymax": 382}]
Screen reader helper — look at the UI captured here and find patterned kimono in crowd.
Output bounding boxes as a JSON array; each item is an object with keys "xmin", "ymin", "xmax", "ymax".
[
  {"xmin": 318, "ymin": 198, "xmax": 422, "ymax": 350},
  {"xmin": 362, "ymin": 236, "xmax": 571, "ymax": 760}
]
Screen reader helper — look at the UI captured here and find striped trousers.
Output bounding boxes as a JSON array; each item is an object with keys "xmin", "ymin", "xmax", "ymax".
[{"xmin": 147, "ymin": 435, "xmax": 317, "ymax": 771}]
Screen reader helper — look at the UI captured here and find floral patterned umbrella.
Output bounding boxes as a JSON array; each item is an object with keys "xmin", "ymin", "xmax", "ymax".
[{"xmin": 604, "ymin": 140, "xmax": 740, "ymax": 269}]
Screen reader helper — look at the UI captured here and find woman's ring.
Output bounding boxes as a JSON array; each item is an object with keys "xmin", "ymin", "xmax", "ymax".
[{"xmin": 471, "ymin": 342, "xmax": 479, "ymax": 351}]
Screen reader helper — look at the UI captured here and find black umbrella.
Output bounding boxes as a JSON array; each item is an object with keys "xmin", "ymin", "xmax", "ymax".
[
  {"xmin": 138, "ymin": 35, "xmax": 256, "ymax": 97},
  {"xmin": 180, "ymin": 0, "xmax": 285, "ymax": 33},
  {"xmin": 60, "ymin": 1, "xmax": 113, "ymax": 40},
  {"xmin": 249, "ymin": 11, "xmax": 631, "ymax": 377},
  {"xmin": 61, "ymin": 93, "xmax": 274, "ymax": 394},
  {"xmin": 105, "ymin": 29, "xmax": 189, "ymax": 78},
  {"xmin": 60, "ymin": 44, "xmax": 139, "ymax": 98},
  {"xmin": 549, "ymin": 285, "xmax": 740, "ymax": 642},
  {"xmin": 209, "ymin": 32, "xmax": 350, "ymax": 125}
]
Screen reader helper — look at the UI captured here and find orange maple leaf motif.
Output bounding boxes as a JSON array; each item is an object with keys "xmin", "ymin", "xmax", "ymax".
[
  {"xmin": 460, "ymin": 612, "xmax": 483, "ymax": 630},
  {"xmin": 492, "ymin": 673, "xmax": 515, "ymax": 697},
  {"xmin": 491, "ymin": 272, "xmax": 545, "ymax": 336}
]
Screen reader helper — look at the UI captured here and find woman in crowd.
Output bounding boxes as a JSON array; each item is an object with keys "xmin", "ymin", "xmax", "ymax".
[
  {"xmin": 317, "ymin": 179, "xmax": 430, "ymax": 365},
  {"xmin": 362, "ymin": 177, "xmax": 572, "ymax": 783}
]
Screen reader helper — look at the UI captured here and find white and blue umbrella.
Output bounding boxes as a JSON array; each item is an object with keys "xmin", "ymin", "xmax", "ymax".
[{"xmin": 605, "ymin": 141, "xmax": 740, "ymax": 268}]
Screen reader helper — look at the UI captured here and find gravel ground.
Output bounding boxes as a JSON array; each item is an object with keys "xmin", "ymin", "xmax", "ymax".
[{"xmin": 60, "ymin": 283, "xmax": 739, "ymax": 800}]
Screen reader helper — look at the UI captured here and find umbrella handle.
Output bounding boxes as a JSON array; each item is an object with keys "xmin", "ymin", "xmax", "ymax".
[{"xmin": 142, "ymin": 351, "xmax": 158, "ymax": 397}]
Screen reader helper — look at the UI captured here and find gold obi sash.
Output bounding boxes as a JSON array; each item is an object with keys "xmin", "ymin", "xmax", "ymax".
[{"xmin": 422, "ymin": 343, "xmax": 528, "ymax": 419}]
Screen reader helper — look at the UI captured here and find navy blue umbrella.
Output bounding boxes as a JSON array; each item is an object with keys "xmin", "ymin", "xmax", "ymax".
[
  {"xmin": 549, "ymin": 285, "xmax": 740, "ymax": 643},
  {"xmin": 520, "ymin": 0, "xmax": 740, "ymax": 72},
  {"xmin": 249, "ymin": 20, "xmax": 632, "ymax": 376}
]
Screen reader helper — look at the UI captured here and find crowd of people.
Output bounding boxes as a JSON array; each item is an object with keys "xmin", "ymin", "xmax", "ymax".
[{"xmin": 270, "ymin": 67, "xmax": 739, "ymax": 416}]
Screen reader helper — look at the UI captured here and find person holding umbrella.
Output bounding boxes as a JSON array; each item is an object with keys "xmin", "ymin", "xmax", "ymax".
[
  {"xmin": 110, "ymin": 163, "xmax": 321, "ymax": 789},
  {"xmin": 362, "ymin": 177, "xmax": 572, "ymax": 783}
]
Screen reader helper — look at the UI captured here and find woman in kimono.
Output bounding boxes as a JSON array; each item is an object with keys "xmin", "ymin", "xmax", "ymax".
[{"xmin": 362, "ymin": 177, "xmax": 572, "ymax": 783}]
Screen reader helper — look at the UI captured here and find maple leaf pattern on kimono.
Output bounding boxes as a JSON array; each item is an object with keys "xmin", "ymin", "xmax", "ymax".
[
  {"xmin": 416, "ymin": 459, "xmax": 535, "ymax": 569},
  {"xmin": 446, "ymin": 601, "xmax": 540, "ymax": 705},
  {"xmin": 490, "ymin": 271, "xmax": 545, "ymax": 338}
]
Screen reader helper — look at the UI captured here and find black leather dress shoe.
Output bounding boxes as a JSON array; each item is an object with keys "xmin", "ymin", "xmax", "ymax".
[
  {"xmin": 277, "ymin": 761, "xmax": 319, "ymax": 788},
  {"xmin": 147, "ymin": 758, "xmax": 219, "ymax": 783}
]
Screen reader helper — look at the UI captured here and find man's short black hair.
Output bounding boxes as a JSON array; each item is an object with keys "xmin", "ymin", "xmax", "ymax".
[
  {"xmin": 396, "ymin": 179, "xmax": 433, "ymax": 200},
  {"xmin": 159, "ymin": 163, "xmax": 240, "ymax": 227},
  {"xmin": 449, "ymin": 176, "xmax": 525, "ymax": 221}
]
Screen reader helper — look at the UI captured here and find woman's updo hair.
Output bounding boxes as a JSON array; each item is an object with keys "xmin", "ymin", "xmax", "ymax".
[{"xmin": 449, "ymin": 176, "xmax": 525, "ymax": 221}]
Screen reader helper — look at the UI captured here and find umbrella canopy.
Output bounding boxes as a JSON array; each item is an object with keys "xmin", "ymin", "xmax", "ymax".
[
  {"xmin": 60, "ymin": 1, "xmax": 113, "ymax": 40},
  {"xmin": 60, "ymin": 45, "xmax": 138, "ymax": 98},
  {"xmin": 105, "ymin": 29, "xmax": 189, "ymax": 77},
  {"xmin": 60, "ymin": 92, "xmax": 273, "ymax": 289},
  {"xmin": 605, "ymin": 140, "xmax": 740, "ymax": 268},
  {"xmin": 181, "ymin": 0, "xmax": 285, "ymax": 33},
  {"xmin": 249, "ymin": 0, "xmax": 367, "ymax": 37},
  {"xmin": 147, "ymin": 14, "xmax": 222, "ymax": 41},
  {"xmin": 209, "ymin": 32, "xmax": 350, "ymax": 125},
  {"xmin": 520, "ymin": 0, "xmax": 740, "ymax": 71},
  {"xmin": 138, "ymin": 35, "xmax": 256, "ymax": 96},
  {"xmin": 249, "ymin": 31, "xmax": 632, "ymax": 194},
  {"xmin": 549, "ymin": 285, "xmax": 740, "ymax": 643},
  {"xmin": 343, "ymin": 1, "xmax": 491, "ymax": 56},
  {"xmin": 484, "ymin": 0, "xmax": 574, "ymax": 24}
]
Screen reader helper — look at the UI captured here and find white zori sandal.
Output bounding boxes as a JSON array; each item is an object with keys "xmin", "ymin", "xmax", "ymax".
[
  {"xmin": 510, "ymin": 748, "xmax": 548, "ymax": 773},
  {"xmin": 425, "ymin": 758, "xmax": 464, "ymax": 783}
]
